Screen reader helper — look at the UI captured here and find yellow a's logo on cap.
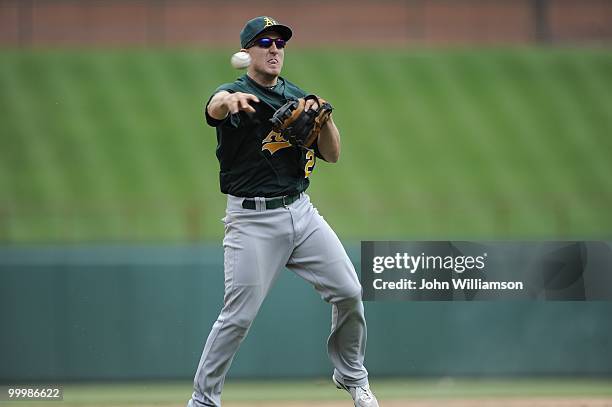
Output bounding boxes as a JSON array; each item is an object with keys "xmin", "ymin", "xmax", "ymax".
[{"xmin": 263, "ymin": 17, "xmax": 277, "ymax": 27}]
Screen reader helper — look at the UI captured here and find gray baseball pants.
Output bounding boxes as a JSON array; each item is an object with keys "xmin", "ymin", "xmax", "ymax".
[{"xmin": 188, "ymin": 193, "xmax": 369, "ymax": 407}]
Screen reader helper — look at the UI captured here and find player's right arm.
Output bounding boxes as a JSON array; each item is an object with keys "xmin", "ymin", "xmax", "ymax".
[{"xmin": 206, "ymin": 91, "xmax": 260, "ymax": 120}]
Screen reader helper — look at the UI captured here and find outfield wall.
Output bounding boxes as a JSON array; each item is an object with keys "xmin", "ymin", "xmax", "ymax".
[
  {"xmin": 1, "ymin": 244, "xmax": 611, "ymax": 382},
  {"xmin": 1, "ymin": 0, "xmax": 612, "ymax": 47}
]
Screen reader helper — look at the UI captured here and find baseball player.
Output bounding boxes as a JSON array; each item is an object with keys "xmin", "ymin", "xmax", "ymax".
[{"xmin": 187, "ymin": 16, "xmax": 379, "ymax": 407}]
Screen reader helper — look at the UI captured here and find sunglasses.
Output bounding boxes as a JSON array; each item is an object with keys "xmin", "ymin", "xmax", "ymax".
[{"xmin": 250, "ymin": 37, "xmax": 286, "ymax": 49}]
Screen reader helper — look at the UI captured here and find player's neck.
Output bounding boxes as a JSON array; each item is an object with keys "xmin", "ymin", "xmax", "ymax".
[{"xmin": 247, "ymin": 72, "xmax": 278, "ymax": 88}]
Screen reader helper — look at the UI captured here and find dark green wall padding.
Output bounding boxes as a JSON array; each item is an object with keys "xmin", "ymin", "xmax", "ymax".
[{"xmin": 1, "ymin": 244, "xmax": 611, "ymax": 381}]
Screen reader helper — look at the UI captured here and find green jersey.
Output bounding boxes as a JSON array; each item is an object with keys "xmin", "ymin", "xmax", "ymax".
[{"xmin": 205, "ymin": 74, "xmax": 322, "ymax": 198}]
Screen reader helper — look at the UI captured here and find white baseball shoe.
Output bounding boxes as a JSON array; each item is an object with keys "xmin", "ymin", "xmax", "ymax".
[{"xmin": 333, "ymin": 375, "xmax": 379, "ymax": 407}]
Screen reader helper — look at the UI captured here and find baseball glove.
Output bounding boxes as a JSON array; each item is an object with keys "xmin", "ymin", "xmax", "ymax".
[{"xmin": 269, "ymin": 94, "xmax": 333, "ymax": 148}]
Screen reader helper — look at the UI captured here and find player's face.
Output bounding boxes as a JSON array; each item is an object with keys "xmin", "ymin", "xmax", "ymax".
[{"xmin": 245, "ymin": 31, "xmax": 285, "ymax": 79}]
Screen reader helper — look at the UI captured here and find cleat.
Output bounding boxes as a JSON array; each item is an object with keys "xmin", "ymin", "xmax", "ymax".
[{"xmin": 333, "ymin": 375, "xmax": 379, "ymax": 407}]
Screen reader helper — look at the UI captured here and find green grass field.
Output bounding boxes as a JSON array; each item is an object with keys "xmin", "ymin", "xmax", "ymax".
[
  {"xmin": 2, "ymin": 378, "xmax": 612, "ymax": 406},
  {"xmin": 1, "ymin": 48, "xmax": 611, "ymax": 242}
]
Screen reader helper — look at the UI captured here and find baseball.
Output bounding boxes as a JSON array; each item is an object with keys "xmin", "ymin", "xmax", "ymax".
[{"xmin": 230, "ymin": 51, "xmax": 251, "ymax": 69}]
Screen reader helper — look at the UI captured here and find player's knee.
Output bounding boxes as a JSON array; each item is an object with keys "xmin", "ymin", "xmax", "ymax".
[
  {"xmin": 229, "ymin": 310, "xmax": 258, "ymax": 330},
  {"xmin": 220, "ymin": 286, "xmax": 264, "ymax": 329},
  {"xmin": 338, "ymin": 290, "xmax": 363, "ymax": 306},
  {"xmin": 217, "ymin": 303, "xmax": 258, "ymax": 331},
  {"xmin": 330, "ymin": 281, "xmax": 363, "ymax": 304},
  {"xmin": 342, "ymin": 272, "xmax": 363, "ymax": 300},
  {"xmin": 323, "ymin": 261, "xmax": 363, "ymax": 303}
]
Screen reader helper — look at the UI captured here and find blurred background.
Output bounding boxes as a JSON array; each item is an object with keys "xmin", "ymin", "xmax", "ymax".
[{"xmin": 1, "ymin": 0, "xmax": 611, "ymax": 405}]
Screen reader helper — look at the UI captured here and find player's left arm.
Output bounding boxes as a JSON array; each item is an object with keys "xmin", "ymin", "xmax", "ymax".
[
  {"xmin": 316, "ymin": 117, "xmax": 340, "ymax": 163},
  {"xmin": 304, "ymin": 98, "xmax": 340, "ymax": 163}
]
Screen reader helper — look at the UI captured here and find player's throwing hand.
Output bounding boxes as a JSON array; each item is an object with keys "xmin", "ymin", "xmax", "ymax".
[{"xmin": 207, "ymin": 91, "xmax": 260, "ymax": 119}]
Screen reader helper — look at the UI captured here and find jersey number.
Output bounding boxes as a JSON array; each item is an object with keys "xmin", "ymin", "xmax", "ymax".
[{"xmin": 304, "ymin": 150, "xmax": 315, "ymax": 178}]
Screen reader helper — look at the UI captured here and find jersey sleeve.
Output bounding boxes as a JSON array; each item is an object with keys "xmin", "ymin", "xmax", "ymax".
[{"xmin": 204, "ymin": 85, "xmax": 241, "ymax": 128}]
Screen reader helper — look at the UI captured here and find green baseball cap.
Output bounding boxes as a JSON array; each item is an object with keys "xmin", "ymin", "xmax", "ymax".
[{"xmin": 240, "ymin": 16, "xmax": 292, "ymax": 48}]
